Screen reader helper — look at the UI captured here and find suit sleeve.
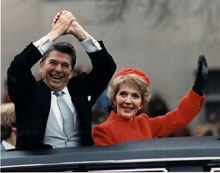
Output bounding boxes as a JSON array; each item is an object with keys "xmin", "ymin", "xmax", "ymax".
[
  {"xmin": 7, "ymin": 43, "xmax": 42, "ymax": 102},
  {"xmin": 92, "ymin": 124, "xmax": 114, "ymax": 146},
  {"xmin": 83, "ymin": 41, "xmax": 117, "ymax": 106},
  {"xmin": 149, "ymin": 89, "xmax": 205, "ymax": 137}
]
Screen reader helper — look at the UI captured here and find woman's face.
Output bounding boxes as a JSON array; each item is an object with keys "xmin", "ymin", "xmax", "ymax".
[{"xmin": 114, "ymin": 83, "xmax": 142, "ymax": 121}]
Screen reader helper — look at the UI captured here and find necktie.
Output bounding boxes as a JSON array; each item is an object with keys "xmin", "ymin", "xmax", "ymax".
[{"xmin": 54, "ymin": 91, "xmax": 74, "ymax": 137}]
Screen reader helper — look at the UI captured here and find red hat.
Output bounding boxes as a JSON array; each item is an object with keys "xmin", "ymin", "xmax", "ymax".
[{"xmin": 115, "ymin": 68, "xmax": 150, "ymax": 86}]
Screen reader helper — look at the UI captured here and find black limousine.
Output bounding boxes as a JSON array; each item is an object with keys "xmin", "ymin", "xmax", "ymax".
[{"xmin": 1, "ymin": 136, "xmax": 220, "ymax": 172}]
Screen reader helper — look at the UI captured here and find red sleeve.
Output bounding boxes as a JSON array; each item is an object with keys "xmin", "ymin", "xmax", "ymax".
[
  {"xmin": 149, "ymin": 89, "xmax": 205, "ymax": 137},
  {"xmin": 92, "ymin": 124, "xmax": 114, "ymax": 146}
]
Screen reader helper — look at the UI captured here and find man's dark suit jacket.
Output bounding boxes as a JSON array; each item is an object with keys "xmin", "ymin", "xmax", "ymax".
[{"xmin": 7, "ymin": 42, "xmax": 116, "ymax": 150}]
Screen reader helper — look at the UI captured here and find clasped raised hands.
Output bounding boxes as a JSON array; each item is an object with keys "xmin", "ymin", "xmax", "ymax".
[{"xmin": 52, "ymin": 10, "xmax": 90, "ymax": 41}]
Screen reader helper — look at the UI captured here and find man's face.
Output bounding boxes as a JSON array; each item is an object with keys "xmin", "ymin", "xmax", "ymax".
[{"xmin": 40, "ymin": 50, "xmax": 73, "ymax": 91}]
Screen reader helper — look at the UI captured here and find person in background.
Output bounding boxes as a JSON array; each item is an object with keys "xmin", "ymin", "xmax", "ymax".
[
  {"xmin": 92, "ymin": 55, "xmax": 208, "ymax": 146},
  {"xmin": 7, "ymin": 10, "xmax": 116, "ymax": 150},
  {"xmin": 148, "ymin": 93, "xmax": 169, "ymax": 118},
  {"xmin": 78, "ymin": 63, "xmax": 90, "ymax": 74},
  {"xmin": 2, "ymin": 79, "xmax": 12, "ymax": 103},
  {"xmin": 197, "ymin": 111, "xmax": 220, "ymax": 136},
  {"xmin": 1, "ymin": 103, "xmax": 16, "ymax": 151},
  {"xmin": 92, "ymin": 88, "xmax": 112, "ymax": 126}
]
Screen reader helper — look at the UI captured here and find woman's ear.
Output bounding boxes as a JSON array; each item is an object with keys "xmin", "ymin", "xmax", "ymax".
[
  {"xmin": 112, "ymin": 95, "xmax": 116, "ymax": 105},
  {"xmin": 112, "ymin": 98, "xmax": 117, "ymax": 112},
  {"xmin": 139, "ymin": 101, "xmax": 147, "ymax": 110}
]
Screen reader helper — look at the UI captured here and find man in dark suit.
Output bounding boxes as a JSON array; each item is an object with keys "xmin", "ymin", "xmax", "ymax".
[{"xmin": 7, "ymin": 10, "xmax": 116, "ymax": 150}]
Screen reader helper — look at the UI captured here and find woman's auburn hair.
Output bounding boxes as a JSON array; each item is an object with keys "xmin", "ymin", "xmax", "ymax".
[{"xmin": 107, "ymin": 74, "xmax": 151, "ymax": 107}]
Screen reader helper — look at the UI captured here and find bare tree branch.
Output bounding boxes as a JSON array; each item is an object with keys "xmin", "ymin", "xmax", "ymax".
[{"xmin": 98, "ymin": 0, "xmax": 220, "ymax": 40}]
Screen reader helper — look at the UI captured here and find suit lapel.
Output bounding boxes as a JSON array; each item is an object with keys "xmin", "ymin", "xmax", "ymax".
[{"xmin": 38, "ymin": 80, "xmax": 51, "ymax": 120}]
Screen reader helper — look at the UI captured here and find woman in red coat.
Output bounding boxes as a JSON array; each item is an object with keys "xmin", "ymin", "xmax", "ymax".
[{"xmin": 92, "ymin": 56, "xmax": 208, "ymax": 146}]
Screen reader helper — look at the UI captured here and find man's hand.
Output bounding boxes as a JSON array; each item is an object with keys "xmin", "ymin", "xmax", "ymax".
[
  {"xmin": 47, "ymin": 10, "xmax": 74, "ymax": 42},
  {"xmin": 193, "ymin": 55, "xmax": 208, "ymax": 96},
  {"xmin": 52, "ymin": 10, "xmax": 90, "ymax": 42}
]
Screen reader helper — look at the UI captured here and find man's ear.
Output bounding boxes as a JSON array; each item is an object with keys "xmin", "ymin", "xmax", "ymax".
[
  {"xmin": 39, "ymin": 60, "xmax": 44, "ymax": 74},
  {"xmin": 69, "ymin": 69, "xmax": 74, "ymax": 79},
  {"xmin": 11, "ymin": 127, "xmax": 17, "ymax": 132}
]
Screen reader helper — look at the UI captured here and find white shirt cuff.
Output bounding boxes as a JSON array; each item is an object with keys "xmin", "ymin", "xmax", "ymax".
[
  {"xmin": 80, "ymin": 37, "xmax": 102, "ymax": 53},
  {"xmin": 37, "ymin": 38, "xmax": 53, "ymax": 55}
]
